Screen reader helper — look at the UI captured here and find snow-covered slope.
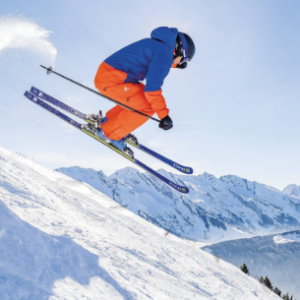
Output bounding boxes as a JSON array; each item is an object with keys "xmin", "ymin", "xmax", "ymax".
[
  {"xmin": 203, "ymin": 231, "xmax": 300, "ymax": 299},
  {"xmin": 0, "ymin": 146, "xmax": 281, "ymax": 300},
  {"xmin": 57, "ymin": 166, "xmax": 300, "ymax": 243}
]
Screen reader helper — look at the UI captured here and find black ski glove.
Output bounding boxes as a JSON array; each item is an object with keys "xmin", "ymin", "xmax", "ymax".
[
  {"xmin": 176, "ymin": 62, "xmax": 187, "ymax": 69},
  {"xmin": 159, "ymin": 115, "xmax": 173, "ymax": 130}
]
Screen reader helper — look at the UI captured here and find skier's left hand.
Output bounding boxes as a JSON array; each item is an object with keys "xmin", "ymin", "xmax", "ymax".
[{"xmin": 159, "ymin": 115, "xmax": 173, "ymax": 130}]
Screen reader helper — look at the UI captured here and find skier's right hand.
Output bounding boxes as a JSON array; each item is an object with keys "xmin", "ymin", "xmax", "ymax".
[{"xmin": 159, "ymin": 115, "xmax": 173, "ymax": 130}]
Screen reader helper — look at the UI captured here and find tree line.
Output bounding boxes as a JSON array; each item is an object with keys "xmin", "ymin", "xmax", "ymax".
[{"xmin": 240, "ymin": 263, "xmax": 296, "ymax": 300}]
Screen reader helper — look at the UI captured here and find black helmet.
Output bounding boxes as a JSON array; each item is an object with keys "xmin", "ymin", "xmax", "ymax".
[{"xmin": 174, "ymin": 32, "xmax": 196, "ymax": 68}]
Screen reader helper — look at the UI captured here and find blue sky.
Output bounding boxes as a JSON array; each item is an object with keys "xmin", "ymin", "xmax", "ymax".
[{"xmin": 0, "ymin": 0, "xmax": 299, "ymax": 190}]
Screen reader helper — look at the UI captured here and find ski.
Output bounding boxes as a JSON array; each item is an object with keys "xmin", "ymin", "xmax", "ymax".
[
  {"xmin": 24, "ymin": 91, "xmax": 189, "ymax": 194},
  {"xmin": 30, "ymin": 87, "xmax": 193, "ymax": 175}
]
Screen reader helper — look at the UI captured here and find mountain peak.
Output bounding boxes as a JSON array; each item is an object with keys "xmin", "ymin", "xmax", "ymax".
[{"xmin": 283, "ymin": 184, "xmax": 300, "ymax": 199}]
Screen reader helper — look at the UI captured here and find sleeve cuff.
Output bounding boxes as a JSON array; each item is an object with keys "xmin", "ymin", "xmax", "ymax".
[
  {"xmin": 145, "ymin": 90, "xmax": 169, "ymax": 120},
  {"xmin": 157, "ymin": 108, "xmax": 169, "ymax": 119}
]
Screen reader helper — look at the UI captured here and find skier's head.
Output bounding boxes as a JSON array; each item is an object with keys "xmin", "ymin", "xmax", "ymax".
[{"xmin": 173, "ymin": 32, "xmax": 196, "ymax": 69}]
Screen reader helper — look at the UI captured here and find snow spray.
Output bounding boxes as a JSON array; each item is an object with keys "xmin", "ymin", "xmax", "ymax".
[{"xmin": 0, "ymin": 15, "xmax": 57, "ymax": 66}]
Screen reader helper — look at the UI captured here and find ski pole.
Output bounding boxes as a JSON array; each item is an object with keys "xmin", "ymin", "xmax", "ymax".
[{"xmin": 40, "ymin": 65, "xmax": 160, "ymax": 123}]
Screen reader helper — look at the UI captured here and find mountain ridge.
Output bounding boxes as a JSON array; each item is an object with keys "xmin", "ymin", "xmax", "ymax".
[{"xmin": 57, "ymin": 166, "xmax": 300, "ymax": 243}]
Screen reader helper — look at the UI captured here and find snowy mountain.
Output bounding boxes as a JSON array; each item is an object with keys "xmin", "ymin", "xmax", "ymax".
[
  {"xmin": 57, "ymin": 166, "xmax": 300, "ymax": 243},
  {"xmin": 203, "ymin": 230, "xmax": 300, "ymax": 299},
  {"xmin": 283, "ymin": 184, "xmax": 300, "ymax": 199},
  {"xmin": 0, "ymin": 145, "xmax": 282, "ymax": 300}
]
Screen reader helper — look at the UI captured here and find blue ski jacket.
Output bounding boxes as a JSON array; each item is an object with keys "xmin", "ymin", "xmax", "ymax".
[{"xmin": 105, "ymin": 27, "xmax": 178, "ymax": 93}]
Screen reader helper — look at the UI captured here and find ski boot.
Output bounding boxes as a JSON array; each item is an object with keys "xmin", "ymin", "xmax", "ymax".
[
  {"xmin": 96, "ymin": 128, "xmax": 134, "ymax": 159},
  {"xmin": 82, "ymin": 112, "xmax": 134, "ymax": 159}
]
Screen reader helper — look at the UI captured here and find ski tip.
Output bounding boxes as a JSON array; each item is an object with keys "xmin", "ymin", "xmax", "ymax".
[
  {"xmin": 179, "ymin": 186, "xmax": 189, "ymax": 194},
  {"xmin": 184, "ymin": 167, "xmax": 193, "ymax": 175}
]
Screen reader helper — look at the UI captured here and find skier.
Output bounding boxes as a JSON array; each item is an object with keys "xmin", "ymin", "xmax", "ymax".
[{"xmin": 93, "ymin": 26, "xmax": 196, "ymax": 152}]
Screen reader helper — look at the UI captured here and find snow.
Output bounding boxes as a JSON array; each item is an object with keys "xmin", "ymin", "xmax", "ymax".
[
  {"xmin": 283, "ymin": 184, "xmax": 300, "ymax": 199},
  {"xmin": 0, "ymin": 15, "xmax": 57, "ymax": 64},
  {"xmin": 57, "ymin": 166, "xmax": 300, "ymax": 243},
  {"xmin": 0, "ymin": 145, "xmax": 281, "ymax": 300},
  {"xmin": 203, "ymin": 231, "xmax": 300, "ymax": 299},
  {"xmin": 273, "ymin": 231, "xmax": 300, "ymax": 244}
]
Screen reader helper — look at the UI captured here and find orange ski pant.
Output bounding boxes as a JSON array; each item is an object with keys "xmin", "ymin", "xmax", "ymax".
[{"xmin": 94, "ymin": 62, "xmax": 155, "ymax": 140}]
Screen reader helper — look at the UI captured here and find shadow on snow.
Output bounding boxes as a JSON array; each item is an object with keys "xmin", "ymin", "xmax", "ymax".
[{"xmin": 0, "ymin": 200, "xmax": 135, "ymax": 300}]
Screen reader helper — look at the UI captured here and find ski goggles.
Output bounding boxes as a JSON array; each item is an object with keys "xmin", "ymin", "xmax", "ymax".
[{"xmin": 177, "ymin": 32, "xmax": 191, "ymax": 65}]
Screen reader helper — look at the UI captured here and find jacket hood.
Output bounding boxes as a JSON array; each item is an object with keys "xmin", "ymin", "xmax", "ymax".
[{"xmin": 150, "ymin": 27, "xmax": 178, "ymax": 50}]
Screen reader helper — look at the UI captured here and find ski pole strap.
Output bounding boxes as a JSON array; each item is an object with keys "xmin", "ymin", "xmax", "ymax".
[{"xmin": 40, "ymin": 65, "xmax": 160, "ymax": 123}]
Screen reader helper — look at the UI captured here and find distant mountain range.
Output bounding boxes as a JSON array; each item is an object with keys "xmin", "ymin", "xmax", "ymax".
[
  {"xmin": 203, "ymin": 230, "xmax": 300, "ymax": 299},
  {"xmin": 57, "ymin": 166, "xmax": 300, "ymax": 243}
]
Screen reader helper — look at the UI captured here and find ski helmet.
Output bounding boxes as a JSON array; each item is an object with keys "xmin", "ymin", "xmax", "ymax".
[{"xmin": 174, "ymin": 32, "xmax": 196, "ymax": 65}]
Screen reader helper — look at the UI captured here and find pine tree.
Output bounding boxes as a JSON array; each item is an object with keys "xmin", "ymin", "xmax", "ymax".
[
  {"xmin": 282, "ymin": 293, "xmax": 289, "ymax": 300},
  {"xmin": 273, "ymin": 287, "xmax": 281, "ymax": 296},
  {"xmin": 258, "ymin": 276, "xmax": 264, "ymax": 284},
  {"xmin": 263, "ymin": 276, "xmax": 272, "ymax": 290},
  {"xmin": 240, "ymin": 263, "xmax": 249, "ymax": 275}
]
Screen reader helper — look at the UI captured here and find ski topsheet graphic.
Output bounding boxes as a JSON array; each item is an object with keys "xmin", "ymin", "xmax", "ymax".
[
  {"xmin": 30, "ymin": 87, "xmax": 193, "ymax": 175},
  {"xmin": 24, "ymin": 90, "xmax": 190, "ymax": 194}
]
